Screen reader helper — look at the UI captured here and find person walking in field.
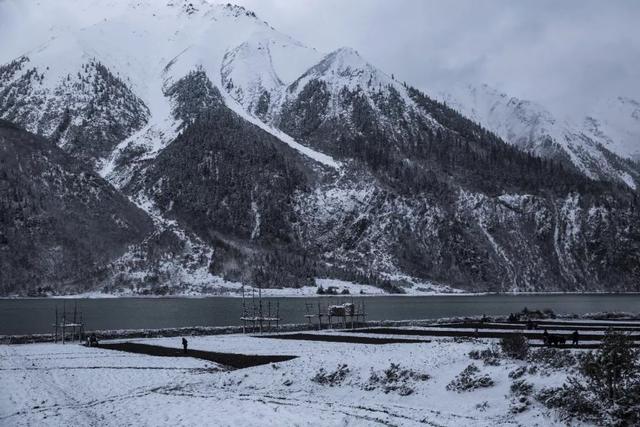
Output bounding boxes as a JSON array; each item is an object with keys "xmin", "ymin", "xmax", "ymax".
[
  {"xmin": 182, "ymin": 337, "xmax": 188, "ymax": 354},
  {"xmin": 571, "ymin": 330, "xmax": 579, "ymax": 346}
]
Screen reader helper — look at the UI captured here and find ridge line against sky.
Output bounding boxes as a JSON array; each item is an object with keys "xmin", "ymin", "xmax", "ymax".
[{"xmin": 1, "ymin": 0, "xmax": 638, "ymax": 119}]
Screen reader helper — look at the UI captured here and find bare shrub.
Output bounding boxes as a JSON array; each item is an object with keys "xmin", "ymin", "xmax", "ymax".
[
  {"xmin": 447, "ymin": 364, "xmax": 494, "ymax": 392},
  {"xmin": 312, "ymin": 364, "xmax": 350, "ymax": 386},
  {"xmin": 528, "ymin": 348, "xmax": 576, "ymax": 369},
  {"xmin": 468, "ymin": 345, "xmax": 501, "ymax": 366},
  {"xmin": 508, "ymin": 366, "xmax": 527, "ymax": 380},
  {"xmin": 365, "ymin": 363, "xmax": 430, "ymax": 396},
  {"xmin": 500, "ymin": 334, "xmax": 529, "ymax": 359}
]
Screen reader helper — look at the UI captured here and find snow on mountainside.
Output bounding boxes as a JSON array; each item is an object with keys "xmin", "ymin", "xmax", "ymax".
[
  {"xmin": 221, "ymin": 30, "xmax": 323, "ymax": 118},
  {"xmin": 0, "ymin": 0, "xmax": 338, "ymax": 176},
  {"xmin": 287, "ymin": 47, "xmax": 409, "ymax": 105},
  {"xmin": 583, "ymin": 96, "xmax": 640, "ymax": 162},
  {"xmin": 279, "ymin": 47, "xmax": 432, "ymax": 128},
  {"xmin": 223, "ymin": 42, "xmax": 440, "ymax": 142},
  {"xmin": 439, "ymin": 84, "xmax": 640, "ymax": 189}
]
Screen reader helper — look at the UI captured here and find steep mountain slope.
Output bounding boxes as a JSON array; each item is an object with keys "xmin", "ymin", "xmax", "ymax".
[
  {"xmin": 439, "ymin": 84, "xmax": 640, "ymax": 189},
  {"xmin": 126, "ymin": 72, "xmax": 320, "ymax": 289},
  {"xmin": 0, "ymin": 120, "xmax": 153, "ymax": 295},
  {"xmin": 0, "ymin": 56, "xmax": 149, "ymax": 168},
  {"xmin": 1, "ymin": 0, "xmax": 639, "ymax": 295},
  {"xmin": 583, "ymin": 96, "xmax": 640, "ymax": 162}
]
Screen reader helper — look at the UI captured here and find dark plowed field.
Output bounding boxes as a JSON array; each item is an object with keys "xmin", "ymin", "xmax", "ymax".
[
  {"xmin": 98, "ymin": 342, "xmax": 297, "ymax": 369},
  {"xmin": 259, "ymin": 333, "xmax": 429, "ymax": 345}
]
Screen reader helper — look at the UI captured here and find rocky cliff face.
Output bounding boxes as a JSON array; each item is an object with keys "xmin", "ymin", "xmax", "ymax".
[{"xmin": 0, "ymin": 0, "xmax": 638, "ymax": 295}]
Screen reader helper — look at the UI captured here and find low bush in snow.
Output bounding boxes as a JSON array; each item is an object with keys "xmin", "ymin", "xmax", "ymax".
[
  {"xmin": 468, "ymin": 345, "xmax": 502, "ymax": 366},
  {"xmin": 475, "ymin": 401, "xmax": 490, "ymax": 412},
  {"xmin": 508, "ymin": 366, "xmax": 527, "ymax": 379},
  {"xmin": 364, "ymin": 363, "xmax": 430, "ymax": 396},
  {"xmin": 446, "ymin": 363, "xmax": 494, "ymax": 392},
  {"xmin": 527, "ymin": 347, "xmax": 576, "ymax": 370},
  {"xmin": 500, "ymin": 334, "xmax": 529, "ymax": 360},
  {"xmin": 510, "ymin": 379, "xmax": 534, "ymax": 396},
  {"xmin": 311, "ymin": 364, "xmax": 350, "ymax": 386},
  {"xmin": 509, "ymin": 379, "xmax": 534, "ymax": 414}
]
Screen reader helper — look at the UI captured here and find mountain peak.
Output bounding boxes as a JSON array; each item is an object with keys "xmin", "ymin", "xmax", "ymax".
[
  {"xmin": 217, "ymin": 2, "xmax": 260, "ymax": 20},
  {"xmin": 331, "ymin": 46, "xmax": 361, "ymax": 58},
  {"xmin": 322, "ymin": 47, "xmax": 368, "ymax": 71},
  {"xmin": 294, "ymin": 45, "xmax": 394, "ymax": 92}
]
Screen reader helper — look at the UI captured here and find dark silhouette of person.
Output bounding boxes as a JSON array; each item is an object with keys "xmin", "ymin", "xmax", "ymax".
[
  {"xmin": 182, "ymin": 337, "xmax": 188, "ymax": 354},
  {"xmin": 89, "ymin": 333, "xmax": 98, "ymax": 347},
  {"xmin": 572, "ymin": 330, "xmax": 579, "ymax": 346},
  {"xmin": 542, "ymin": 329, "xmax": 549, "ymax": 346}
]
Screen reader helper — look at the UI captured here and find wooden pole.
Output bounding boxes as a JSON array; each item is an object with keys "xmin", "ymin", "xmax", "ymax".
[
  {"xmin": 362, "ymin": 299, "xmax": 366, "ymax": 326},
  {"xmin": 73, "ymin": 303, "xmax": 77, "ymax": 342},
  {"xmin": 80, "ymin": 312, "xmax": 84, "ymax": 341},
  {"xmin": 62, "ymin": 312, "xmax": 65, "ymax": 345},
  {"xmin": 252, "ymin": 286, "xmax": 255, "ymax": 333},
  {"xmin": 242, "ymin": 284, "xmax": 246, "ymax": 334},
  {"xmin": 258, "ymin": 283, "xmax": 263, "ymax": 334}
]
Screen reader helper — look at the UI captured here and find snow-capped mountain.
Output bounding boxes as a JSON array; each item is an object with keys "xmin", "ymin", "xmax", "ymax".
[
  {"xmin": 1, "ymin": 0, "xmax": 639, "ymax": 296},
  {"xmin": 1, "ymin": 1, "xmax": 301, "ymax": 169},
  {"xmin": 439, "ymin": 84, "xmax": 640, "ymax": 189},
  {"xmin": 223, "ymin": 43, "xmax": 439, "ymax": 154}
]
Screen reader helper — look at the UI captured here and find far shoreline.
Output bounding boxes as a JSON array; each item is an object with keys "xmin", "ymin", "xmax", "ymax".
[{"xmin": 2, "ymin": 291, "xmax": 640, "ymax": 300}]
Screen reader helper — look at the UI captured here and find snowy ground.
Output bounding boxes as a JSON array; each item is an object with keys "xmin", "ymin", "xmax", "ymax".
[{"xmin": 0, "ymin": 331, "xmax": 578, "ymax": 426}]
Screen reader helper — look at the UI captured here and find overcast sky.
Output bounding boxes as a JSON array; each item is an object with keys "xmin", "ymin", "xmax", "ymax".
[
  {"xmin": 233, "ymin": 0, "xmax": 640, "ymax": 118},
  {"xmin": 1, "ymin": 0, "xmax": 638, "ymax": 118}
]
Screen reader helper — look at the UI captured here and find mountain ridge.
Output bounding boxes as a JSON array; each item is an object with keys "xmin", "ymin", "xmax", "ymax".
[
  {"xmin": 0, "ymin": 1, "xmax": 638, "ymax": 296},
  {"xmin": 438, "ymin": 83, "xmax": 640, "ymax": 189}
]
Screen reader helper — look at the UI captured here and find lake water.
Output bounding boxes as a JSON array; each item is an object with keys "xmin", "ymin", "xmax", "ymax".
[{"xmin": 1, "ymin": 294, "xmax": 639, "ymax": 335}]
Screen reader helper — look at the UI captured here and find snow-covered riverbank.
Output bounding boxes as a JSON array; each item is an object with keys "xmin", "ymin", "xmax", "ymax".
[{"xmin": 1, "ymin": 331, "xmax": 575, "ymax": 426}]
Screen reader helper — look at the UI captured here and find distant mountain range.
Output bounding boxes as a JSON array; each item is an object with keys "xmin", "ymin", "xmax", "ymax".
[
  {"xmin": 1, "ymin": 0, "xmax": 638, "ymax": 296},
  {"xmin": 439, "ymin": 84, "xmax": 640, "ymax": 188}
]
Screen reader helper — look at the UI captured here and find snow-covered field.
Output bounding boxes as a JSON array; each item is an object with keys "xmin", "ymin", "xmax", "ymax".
[{"xmin": 1, "ymin": 332, "xmax": 573, "ymax": 426}]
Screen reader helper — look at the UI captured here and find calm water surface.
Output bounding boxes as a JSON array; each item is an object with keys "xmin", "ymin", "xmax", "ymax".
[{"xmin": 1, "ymin": 294, "xmax": 639, "ymax": 335}]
